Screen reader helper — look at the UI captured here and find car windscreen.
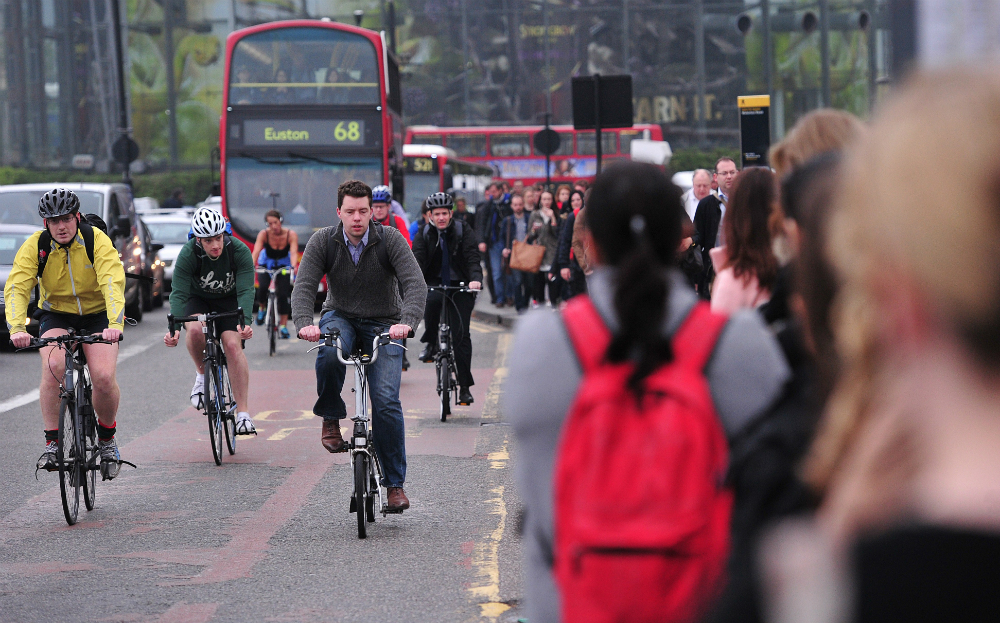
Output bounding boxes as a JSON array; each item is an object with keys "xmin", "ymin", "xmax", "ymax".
[
  {"xmin": 225, "ymin": 156, "xmax": 382, "ymax": 245},
  {"xmin": 0, "ymin": 231, "xmax": 37, "ymax": 264},
  {"xmin": 145, "ymin": 222, "xmax": 192, "ymax": 244},
  {"xmin": 0, "ymin": 191, "xmax": 103, "ymax": 226}
]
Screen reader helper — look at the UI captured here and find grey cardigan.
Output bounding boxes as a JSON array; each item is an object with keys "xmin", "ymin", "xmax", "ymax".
[
  {"xmin": 503, "ymin": 268, "xmax": 790, "ymax": 623},
  {"xmin": 291, "ymin": 222, "xmax": 427, "ymax": 331}
]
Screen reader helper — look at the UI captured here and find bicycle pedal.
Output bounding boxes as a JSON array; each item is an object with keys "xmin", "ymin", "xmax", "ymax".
[
  {"xmin": 383, "ymin": 507, "xmax": 405, "ymax": 515},
  {"xmin": 349, "ymin": 497, "xmax": 358, "ymax": 513}
]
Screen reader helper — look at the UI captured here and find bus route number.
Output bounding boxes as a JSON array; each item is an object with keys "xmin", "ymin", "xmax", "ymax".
[
  {"xmin": 414, "ymin": 158, "xmax": 434, "ymax": 172},
  {"xmin": 334, "ymin": 121, "xmax": 361, "ymax": 143}
]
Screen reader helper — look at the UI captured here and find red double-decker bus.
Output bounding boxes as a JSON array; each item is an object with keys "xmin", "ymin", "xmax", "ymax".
[
  {"xmin": 404, "ymin": 124, "xmax": 664, "ymax": 185},
  {"xmin": 220, "ymin": 20, "xmax": 403, "ymax": 247}
]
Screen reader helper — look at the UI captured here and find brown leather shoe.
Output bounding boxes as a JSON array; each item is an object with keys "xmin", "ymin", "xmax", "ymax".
[
  {"xmin": 321, "ymin": 418, "xmax": 347, "ymax": 453},
  {"xmin": 386, "ymin": 487, "xmax": 410, "ymax": 512}
]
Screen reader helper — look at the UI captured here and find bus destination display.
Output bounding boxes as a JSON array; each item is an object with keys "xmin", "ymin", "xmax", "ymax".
[
  {"xmin": 243, "ymin": 119, "xmax": 366, "ymax": 147},
  {"xmin": 402, "ymin": 156, "xmax": 439, "ymax": 174}
]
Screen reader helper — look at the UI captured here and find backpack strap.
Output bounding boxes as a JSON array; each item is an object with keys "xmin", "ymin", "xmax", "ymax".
[
  {"xmin": 671, "ymin": 302, "xmax": 729, "ymax": 371},
  {"xmin": 560, "ymin": 295, "xmax": 612, "ymax": 374}
]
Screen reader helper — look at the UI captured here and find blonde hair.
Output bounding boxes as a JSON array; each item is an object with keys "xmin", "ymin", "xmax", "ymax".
[
  {"xmin": 804, "ymin": 69, "xmax": 1000, "ymax": 491},
  {"xmin": 770, "ymin": 109, "xmax": 865, "ymax": 181}
]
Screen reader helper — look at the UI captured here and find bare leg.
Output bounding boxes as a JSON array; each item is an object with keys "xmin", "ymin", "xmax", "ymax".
[
  {"xmin": 81, "ymin": 341, "xmax": 120, "ymax": 427},
  {"xmin": 38, "ymin": 329, "xmax": 69, "ymax": 431},
  {"xmin": 221, "ymin": 331, "xmax": 249, "ymax": 413},
  {"xmin": 185, "ymin": 321, "xmax": 206, "ymax": 373}
]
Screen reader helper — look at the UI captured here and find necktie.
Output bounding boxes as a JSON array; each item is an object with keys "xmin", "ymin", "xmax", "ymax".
[{"xmin": 440, "ymin": 230, "xmax": 450, "ymax": 284}]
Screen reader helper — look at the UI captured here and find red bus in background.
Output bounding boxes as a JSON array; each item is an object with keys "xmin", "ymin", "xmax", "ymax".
[
  {"xmin": 404, "ymin": 124, "xmax": 664, "ymax": 185},
  {"xmin": 400, "ymin": 144, "xmax": 493, "ymax": 221},
  {"xmin": 219, "ymin": 20, "xmax": 404, "ymax": 248}
]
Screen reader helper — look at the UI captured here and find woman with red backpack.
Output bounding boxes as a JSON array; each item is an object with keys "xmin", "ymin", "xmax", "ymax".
[{"xmin": 504, "ymin": 161, "xmax": 790, "ymax": 623}]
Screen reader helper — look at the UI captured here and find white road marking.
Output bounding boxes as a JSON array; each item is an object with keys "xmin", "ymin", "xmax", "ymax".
[{"xmin": 0, "ymin": 336, "xmax": 156, "ymax": 414}]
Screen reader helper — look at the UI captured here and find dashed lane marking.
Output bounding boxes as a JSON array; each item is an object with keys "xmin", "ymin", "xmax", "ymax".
[{"xmin": 0, "ymin": 335, "xmax": 156, "ymax": 415}]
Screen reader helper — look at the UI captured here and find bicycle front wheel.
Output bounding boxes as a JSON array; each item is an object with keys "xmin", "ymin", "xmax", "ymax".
[
  {"xmin": 205, "ymin": 365, "xmax": 223, "ymax": 465},
  {"xmin": 438, "ymin": 356, "xmax": 451, "ymax": 422},
  {"xmin": 354, "ymin": 453, "xmax": 368, "ymax": 539},
  {"xmin": 58, "ymin": 397, "xmax": 81, "ymax": 525},
  {"xmin": 80, "ymin": 385, "xmax": 97, "ymax": 511},
  {"xmin": 267, "ymin": 297, "xmax": 277, "ymax": 357},
  {"xmin": 221, "ymin": 364, "xmax": 236, "ymax": 455}
]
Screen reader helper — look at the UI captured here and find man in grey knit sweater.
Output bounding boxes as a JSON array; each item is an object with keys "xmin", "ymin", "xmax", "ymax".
[{"xmin": 292, "ymin": 180, "xmax": 427, "ymax": 512}]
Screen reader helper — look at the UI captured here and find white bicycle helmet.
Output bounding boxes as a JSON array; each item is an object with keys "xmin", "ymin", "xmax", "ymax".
[{"xmin": 190, "ymin": 207, "xmax": 227, "ymax": 238}]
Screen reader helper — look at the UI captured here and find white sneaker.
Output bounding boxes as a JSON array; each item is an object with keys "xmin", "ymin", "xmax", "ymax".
[
  {"xmin": 236, "ymin": 412, "xmax": 256, "ymax": 436},
  {"xmin": 190, "ymin": 375, "xmax": 204, "ymax": 408}
]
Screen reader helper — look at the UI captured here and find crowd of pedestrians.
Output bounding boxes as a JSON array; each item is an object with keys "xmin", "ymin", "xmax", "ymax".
[{"xmin": 503, "ymin": 67, "xmax": 1000, "ymax": 623}]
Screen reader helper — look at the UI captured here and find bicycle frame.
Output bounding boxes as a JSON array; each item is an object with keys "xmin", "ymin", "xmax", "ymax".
[
  {"xmin": 427, "ymin": 284, "xmax": 473, "ymax": 421},
  {"xmin": 309, "ymin": 331, "xmax": 401, "ymax": 518}
]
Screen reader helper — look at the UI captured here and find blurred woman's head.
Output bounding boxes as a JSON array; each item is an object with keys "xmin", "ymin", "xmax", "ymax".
[
  {"xmin": 770, "ymin": 109, "xmax": 864, "ymax": 180},
  {"xmin": 587, "ymin": 161, "xmax": 684, "ymax": 395},
  {"xmin": 806, "ymin": 69, "xmax": 1000, "ymax": 496},
  {"xmin": 539, "ymin": 190, "xmax": 554, "ymax": 211},
  {"xmin": 557, "ymin": 184, "xmax": 571, "ymax": 205},
  {"xmin": 569, "ymin": 190, "xmax": 584, "ymax": 212},
  {"xmin": 723, "ymin": 167, "xmax": 779, "ymax": 291}
]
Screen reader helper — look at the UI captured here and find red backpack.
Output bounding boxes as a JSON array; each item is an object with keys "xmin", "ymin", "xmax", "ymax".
[{"xmin": 554, "ymin": 295, "xmax": 733, "ymax": 623}]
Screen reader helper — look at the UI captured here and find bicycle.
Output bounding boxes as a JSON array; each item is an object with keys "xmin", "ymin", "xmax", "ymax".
[
  {"xmin": 168, "ymin": 308, "xmax": 246, "ymax": 465},
  {"xmin": 256, "ymin": 266, "xmax": 291, "ymax": 357},
  {"xmin": 21, "ymin": 330, "xmax": 130, "ymax": 525},
  {"xmin": 308, "ymin": 329, "xmax": 410, "ymax": 538},
  {"xmin": 426, "ymin": 284, "xmax": 475, "ymax": 422}
]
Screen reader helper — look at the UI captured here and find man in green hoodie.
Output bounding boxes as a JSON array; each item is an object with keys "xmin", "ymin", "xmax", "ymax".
[{"xmin": 164, "ymin": 207, "xmax": 256, "ymax": 434}]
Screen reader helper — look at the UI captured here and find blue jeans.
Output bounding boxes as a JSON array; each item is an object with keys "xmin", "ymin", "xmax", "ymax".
[
  {"xmin": 489, "ymin": 242, "xmax": 508, "ymax": 302},
  {"xmin": 509, "ymin": 270, "xmax": 531, "ymax": 311},
  {"xmin": 314, "ymin": 310, "xmax": 406, "ymax": 487}
]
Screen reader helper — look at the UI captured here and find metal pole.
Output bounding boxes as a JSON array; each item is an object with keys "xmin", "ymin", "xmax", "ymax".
[
  {"xmin": 594, "ymin": 74, "xmax": 602, "ymax": 175},
  {"xmin": 545, "ymin": 112, "xmax": 551, "ymax": 189},
  {"xmin": 867, "ymin": 0, "xmax": 877, "ymax": 112},
  {"xmin": 544, "ymin": 0, "xmax": 551, "ymax": 117},
  {"xmin": 819, "ymin": 0, "xmax": 831, "ymax": 107},
  {"xmin": 694, "ymin": 0, "xmax": 707, "ymax": 145},
  {"xmin": 622, "ymin": 0, "xmax": 629, "ymax": 72},
  {"xmin": 162, "ymin": 0, "xmax": 179, "ymax": 167},
  {"xmin": 387, "ymin": 1, "xmax": 397, "ymax": 54},
  {"xmin": 762, "ymin": 0, "xmax": 773, "ymax": 102},
  {"xmin": 462, "ymin": 0, "xmax": 470, "ymax": 125},
  {"xmin": 110, "ymin": 0, "xmax": 132, "ymax": 182}
]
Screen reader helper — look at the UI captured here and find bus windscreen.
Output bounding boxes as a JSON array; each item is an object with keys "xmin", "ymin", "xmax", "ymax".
[{"xmin": 229, "ymin": 28, "xmax": 380, "ymax": 106}]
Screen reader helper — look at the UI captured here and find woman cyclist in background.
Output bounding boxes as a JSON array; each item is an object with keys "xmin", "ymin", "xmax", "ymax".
[{"xmin": 251, "ymin": 210, "xmax": 298, "ymax": 338}]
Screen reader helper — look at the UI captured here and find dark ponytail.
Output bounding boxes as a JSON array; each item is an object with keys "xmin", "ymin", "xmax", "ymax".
[{"xmin": 587, "ymin": 162, "xmax": 684, "ymax": 396}]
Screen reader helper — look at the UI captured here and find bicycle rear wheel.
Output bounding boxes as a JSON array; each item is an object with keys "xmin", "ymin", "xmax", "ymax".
[
  {"xmin": 80, "ymin": 384, "xmax": 97, "ymax": 511},
  {"xmin": 205, "ymin": 364, "xmax": 224, "ymax": 465},
  {"xmin": 58, "ymin": 397, "xmax": 80, "ymax": 525},
  {"xmin": 221, "ymin": 364, "xmax": 236, "ymax": 455},
  {"xmin": 267, "ymin": 298, "xmax": 277, "ymax": 357},
  {"xmin": 354, "ymin": 453, "xmax": 368, "ymax": 538}
]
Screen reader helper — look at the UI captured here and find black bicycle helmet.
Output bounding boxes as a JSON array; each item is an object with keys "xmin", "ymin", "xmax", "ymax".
[
  {"xmin": 38, "ymin": 188, "xmax": 81, "ymax": 219},
  {"xmin": 425, "ymin": 192, "xmax": 454, "ymax": 210}
]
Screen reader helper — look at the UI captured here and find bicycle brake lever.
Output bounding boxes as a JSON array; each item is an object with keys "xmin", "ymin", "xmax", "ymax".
[{"xmin": 306, "ymin": 343, "xmax": 323, "ymax": 353}]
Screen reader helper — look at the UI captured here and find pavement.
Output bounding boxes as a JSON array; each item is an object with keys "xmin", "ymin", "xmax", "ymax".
[
  {"xmin": 0, "ymin": 307, "xmax": 524, "ymax": 623},
  {"xmin": 470, "ymin": 292, "xmax": 520, "ymax": 329}
]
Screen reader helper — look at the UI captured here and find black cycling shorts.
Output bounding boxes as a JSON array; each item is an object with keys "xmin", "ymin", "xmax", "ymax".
[
  {"xmin": 184, "ymin": 295, "xmax": 241, "ymax": 336},
  {"xmin": 38, "ymin": 310, "xmax": 109, "ymax": 337}
]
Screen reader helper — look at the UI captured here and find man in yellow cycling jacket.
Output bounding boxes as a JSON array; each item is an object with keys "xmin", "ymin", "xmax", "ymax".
[{"xmin": 4, "ymin": 188, "xmax": 127, "ymax": 479}]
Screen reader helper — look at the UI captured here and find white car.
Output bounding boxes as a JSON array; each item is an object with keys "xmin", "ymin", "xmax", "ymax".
[{"xmin": 141, "ymin": 214, "xmax": 192, "ymax": 289}]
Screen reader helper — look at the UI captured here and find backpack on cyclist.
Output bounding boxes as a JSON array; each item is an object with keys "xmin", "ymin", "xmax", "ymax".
[
  {"xmin": 325, "ymin": 221, "xmax": 395, "ymax": 277},
  {"xmin": 36, "ymin": 213, "xmax": 108, "ymax": 278},
  {"xmin": 553, "ymin": 295, "xmax": 732, "ymax": 623}
]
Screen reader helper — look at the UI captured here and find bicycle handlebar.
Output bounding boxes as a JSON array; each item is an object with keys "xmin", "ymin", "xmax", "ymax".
[
  {"xmin": 308, "ymin": 329, "xmax": 411, "ymax": 365},
  {"xmin": 21, "ymin": 332, "xmax": 122, "ymax": 350},
  {"xmin": 168, "ymin": 307, "xmax": 245, "ymax": 336},
  {"xmin": 255, "ymin": 267, "xmax": 292, "ymax": 275},
  {"xmin": 427, "ymin": 283, "xmax": 477, "ymax": 293}
]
